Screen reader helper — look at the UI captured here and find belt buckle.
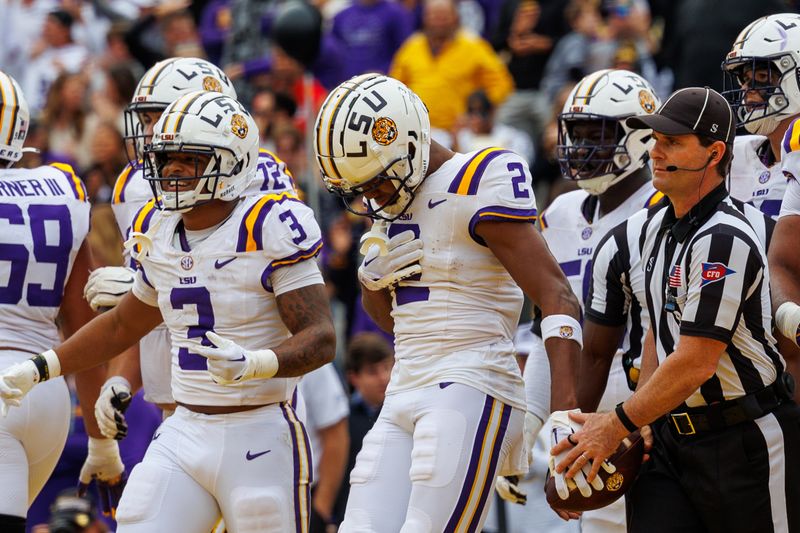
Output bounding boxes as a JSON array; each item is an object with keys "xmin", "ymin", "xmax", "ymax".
[{"xmin": 671, "ymin": 413, "xmax": 696, "ymax": 435}]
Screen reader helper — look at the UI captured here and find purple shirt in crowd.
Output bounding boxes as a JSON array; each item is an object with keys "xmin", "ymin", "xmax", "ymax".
[{"xmin": 330, "ymin": 0, "xmax": 414, "ymax": 80}]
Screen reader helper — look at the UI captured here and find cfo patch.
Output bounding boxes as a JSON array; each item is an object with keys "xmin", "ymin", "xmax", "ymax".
[{"xmin": 700, "ymin": 262, "xmax": 735, "ymax": 287}]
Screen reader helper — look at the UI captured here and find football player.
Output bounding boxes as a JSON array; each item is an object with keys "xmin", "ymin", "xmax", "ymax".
[
  {"xmin": 84, "ymin": 57, "xmax": 299, "ymax": 442},
  {"xmin": 0, "ymin": 71, "xmax": 124, "ymax": 532},
  {"xmin": 524, "ymin": 69, "xmax": 662, "ymax": 531},
  {"xmin": 0, "ymin": 91, "xmax": 335, "ymax": 532},
  {"xmin": 724, "ymin": 14, "xmax": 800, "ymax": 398},
  {"xmin": 722, "ymin": 13, "xmax": 800, "ymax": 217},
  {"xmin": 315, "ymin": 73, "xmax": 582, "ymax": 532}
]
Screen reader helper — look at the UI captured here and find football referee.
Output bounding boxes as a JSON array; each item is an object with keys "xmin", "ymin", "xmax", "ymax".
[{"xmin": 552, "ymin": 87, "xmax": 800, "ymax": 533}]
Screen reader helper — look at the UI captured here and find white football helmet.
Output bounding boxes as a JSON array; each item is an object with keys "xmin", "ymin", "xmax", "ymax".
[
  {"xmin": 722, "ymin": 13, "xmax": 800, "ymax": 135},
  {"xmin": 125, "ymin": 57, "xmax": 237, "ymax": 163},
  {"xmin": 314, "ymin": 74, "xmax": 431, "ymax": 220},
  {"xmin": 145, "ymin": 91, "xmax": 259, "ymax": 211},
  {"xmin": 0, "ymin": 71, "xmax": 31, "ymax": 167},
  {"xmin": 556, "ymin": 69, "xmax": 660, "ymax": 195}
]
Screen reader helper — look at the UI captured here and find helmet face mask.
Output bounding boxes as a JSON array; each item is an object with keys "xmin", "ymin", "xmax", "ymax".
[
  {"xmin": 722, "ymin": 13, "xmax": 800, "ymax": 135},
  {"xmin": 144, "ymin": 91, "xmax": 258, "ymax": 213},
  {"xmin": 556, "ymin": 69, "xmax": 660, "ymax": 195},
  {"xmin": 125, "ymin": 57, "xmax": 236, "ymax": 166},
  {"xmin": 314, "ymin": 74, "xmax": 431, "ymax": 221},
  {"xmin": 557, "ymin": 114, "xmax": 630, "ymax": 182}
]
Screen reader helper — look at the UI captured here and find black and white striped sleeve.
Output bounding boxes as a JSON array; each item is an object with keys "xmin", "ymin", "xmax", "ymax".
[
  {"xmin": 586, "ymin": 221, "xmax": 631, "ymax": 326},
  {"xmin": 679, "ymin": 229, "xmax": 765, "ymax": 343}
]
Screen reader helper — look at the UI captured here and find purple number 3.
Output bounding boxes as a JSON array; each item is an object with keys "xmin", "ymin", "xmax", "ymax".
[
  {"xmin": 279, "ymin": 209, "xmax": 307, "ymax": 244},
  {"xmin": 509, "ymin": 162, "xmax": 530, "ymax": 199}
]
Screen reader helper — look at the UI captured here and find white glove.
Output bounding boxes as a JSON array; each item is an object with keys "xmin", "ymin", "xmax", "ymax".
[
  {"xmin": 547, "ymin": 410, "xmax": 605, "ymax": 500},
  {"xmin": 357, "ymin": 230, "xmax": 423, "ymax": 292},
  {"xmin": 79, "ymin": 437, "xmax": 127, "ymax": 517},
  {"xmin": 194, "ymin": 332, "xmax": 279, "ymax": 385},
  {"xmin": 84, "ymin": 266, "xmax": 135, "ymax": 312},
  {"xmin": 496, "ymin": 475, "xmax": 527, "ymax": 504},
  {"xmin": 776, "ymin": 301, "xmax": 800, "ymax": 346},
  {"xmin": 95, "ymin": 376, "xmax": 133, "ymax": 440},
  {"xmin": 0, "ymin": 360, "xmax": 40, "ymax": 416}
]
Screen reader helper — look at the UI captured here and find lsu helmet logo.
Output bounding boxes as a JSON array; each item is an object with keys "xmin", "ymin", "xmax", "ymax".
[
  {"xmin": 638, "ymin": 90, "xmax": 656, "ymax": 113},
  {"xmin": 203, "ymin": 76, "xmax": 223, "ymax": 92},
  {"xmin": 372, "ymin": 117, "xmax": 398, "ymax": 146},
  {"xmin": 231, "ymin": 114, "xmax": 248, "ymax": 139},
  {"xmin": 700, "ymin": 262, "xmax": 735, "ymax": 287}
]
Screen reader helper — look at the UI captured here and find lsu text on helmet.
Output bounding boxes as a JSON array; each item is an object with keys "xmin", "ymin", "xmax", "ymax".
[
  {"xmin": 144, "ymin": 91, "xmax": 259, "ymax": 212},
  {"xmin": 557, "ymin": 69, "xmax": 661, "ymax": 196},
  {"xmin": 722, "ymin": 13, "xmax": 800, "ymax": 135},
  {"xmin": 0, "ymin": 71, "xmax": 31, "ymax": 167},
  {"xmin": 314, "ymin": 74, "xmax": 431, "ymax": 220},
  {"xmin": 125, "ymin": 57, "xmax": 237, "ymax": 164}
]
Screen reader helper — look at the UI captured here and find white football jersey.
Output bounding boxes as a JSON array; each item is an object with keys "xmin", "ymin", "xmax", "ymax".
[
  {"xmin": 539, "ymin": 182, "xmax": 662, "ymax": 307},
  {"xmin": 109, "ymin": 149, "xmax": 298, "ymax": 404},
  {"xmin": 728, "ymin": 134, "xmax": 787, "ymax": 218},
  {"xmin": 0, "ymin": 163, "xmax": 90, "ymax": 355},
  {"xmin": 130, "ymin": 192, "xmax": 323, "ymax": 406},
  {"xmin": 384, "ymin": 147, "xmax": 539, "ymax": 411}
]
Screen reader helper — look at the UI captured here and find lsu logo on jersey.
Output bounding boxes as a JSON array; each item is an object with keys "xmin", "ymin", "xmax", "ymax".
[{"xmin": 700, "ymin": 262, "xmax": 735, "ymax": 287}]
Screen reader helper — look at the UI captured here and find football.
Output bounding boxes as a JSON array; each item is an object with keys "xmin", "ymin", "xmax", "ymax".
[{"xmin": 545, "ymin": 430, "xmax": 644, "ymax": 512}]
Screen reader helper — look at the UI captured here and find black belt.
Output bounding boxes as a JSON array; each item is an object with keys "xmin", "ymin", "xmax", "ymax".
[{"xmin": 668, "ymin": 373, "xmax": 795, "ymax": 436}]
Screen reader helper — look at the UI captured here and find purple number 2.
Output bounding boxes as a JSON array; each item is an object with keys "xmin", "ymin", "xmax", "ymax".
[
  {"xmin": 0, "ymin": 203, "xmax": 72, "ymax": 306},
  {"xmin": 509, "ymin": 162, "xmax": 530, "ymax": 199}
]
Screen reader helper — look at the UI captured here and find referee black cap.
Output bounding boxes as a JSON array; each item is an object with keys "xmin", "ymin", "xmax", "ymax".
[{"xmin": 626, "ymin": 87, "xmax": 734, "ymax": 145}]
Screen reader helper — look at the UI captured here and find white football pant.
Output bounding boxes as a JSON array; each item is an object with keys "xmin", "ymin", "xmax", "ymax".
[
  {"xmin": 341, "ymin": 383, "xmax": 523, "ymax": 533},
  {"xmin": 116, "ymin": 402, "xmax": 312, "ymax": 533}
]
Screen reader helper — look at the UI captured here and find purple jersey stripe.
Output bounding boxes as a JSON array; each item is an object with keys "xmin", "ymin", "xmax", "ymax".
[
  {"xmin": 252, "ymin": 200, "xmax": 271, "ymax": 251},
  {"xmin": 447, "ymin": 150, "xmax": 488, "ymax": 193},
  {"xmin": 236, "ymin": 202, "xmax": 261, "ymax": 251},
  {"xmin": 176, "ymin": 222, "xmax": 191, "ymax": 252},
  {"xmin": 466, "ymin": 150, "xmax": 511, "ymax": 195},
  {"xmin": 468, "ymin": 206, "xmax": 538, "ymax": 246},
  {"xmin": 395, "ymin": 286, "xmax": 430, "ymax": 305},
  {"xmin": 445, "ymin": 396, "xmax": 494, "ymax": 531},
  {"xmin": 140, "ymin": 205, "xmax": 156, "ymax": 233},
  {"xmin": 467, "ymin": 403, "xmax": 511, "ymax": 533},
  {"xmin": 281, "ymin": 402, "xmax": 306, "ymax": 533}
]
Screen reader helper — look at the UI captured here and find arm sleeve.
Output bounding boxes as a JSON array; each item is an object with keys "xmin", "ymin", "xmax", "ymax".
[
  {"xmin": 467, "ymin": 150, "xmax": 539, "ymax": 245},
  {"xmin": 271, "ymin": 258, "xmax": 324, "ymax": 296},
  {"xmin": 679, "ymin": 231, "xmax": 764, "ymax": 343},
  {"xmin": 521, "ymin": 334, "xmax": 550, "ymax": 421},
  {"xmin": 586, "ymin": 223, "xmax": 630, "ymax": 326}
]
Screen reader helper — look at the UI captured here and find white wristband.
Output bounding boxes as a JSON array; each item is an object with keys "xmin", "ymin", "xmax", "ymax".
[
  {"xmin": 42, "ymin": 349, "xmax": 62, "ymax": 380},
  {"xmin": 250, "ymin": 349, "xmax": 279, "ymax": 380},
  {"xmin": 540, "ymin": 314, "xmax": 583, "ymax": 349},
  {"xmin": 776, "ymin": 301, "xmax": 800, "ymax": 345}
]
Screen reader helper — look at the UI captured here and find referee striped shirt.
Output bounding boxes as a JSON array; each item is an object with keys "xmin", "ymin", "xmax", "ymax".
[
  {"xmin": 588, "ymin": 197, "xmax": 774, "ymax": 358},
  {"xmin": 639, "ymin": 183, "xmax": 781, "ymax": 407}
]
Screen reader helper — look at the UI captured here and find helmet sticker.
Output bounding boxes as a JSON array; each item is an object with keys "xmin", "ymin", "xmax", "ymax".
[{"xmin": 372, "ymin": 117, "xmax": 398, "ymax": 146}]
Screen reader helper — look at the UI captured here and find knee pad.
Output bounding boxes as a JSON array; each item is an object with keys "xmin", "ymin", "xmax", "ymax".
[
  {"xmin": 0, "ymin": 514, "xmax": 24, "ymax": 533},
  {"xmin": 340, "ymin": 508, "xmax": 376, "ymax": 533},
  {"xmin": 399, "ymin": 506, "xmax": 433, "ymax": 533},
  {"xmin": 228, "ymin": 487, "xmax": 286, "ymax": 533},
  {"xmin": 409, "ymin": 410, "xmax": 465, "ymax": 487},
  {"xmin": 349, "ymin": 429, "xmax": 385, "ymax": 485},
  {"xmin": 115, "ymin": 462, "xmax": 168, "ymax": 524}
]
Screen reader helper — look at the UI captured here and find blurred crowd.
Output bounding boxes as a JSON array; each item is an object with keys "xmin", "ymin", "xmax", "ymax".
[{"xmin": 2, "ymin": 0, "xmax": 797, "ymax": 530}]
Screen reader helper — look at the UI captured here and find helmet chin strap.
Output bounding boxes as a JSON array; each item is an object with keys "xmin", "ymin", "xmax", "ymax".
[{"xmin": 744, "ymin": 113, "xmax": 782, "ymax": 135}]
